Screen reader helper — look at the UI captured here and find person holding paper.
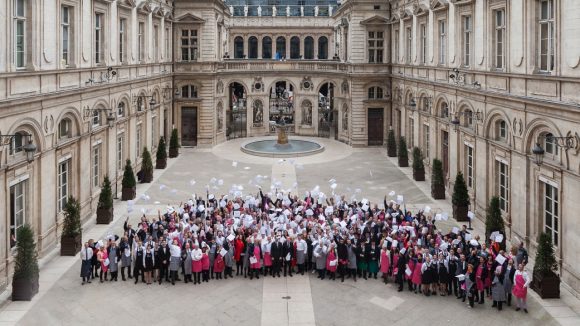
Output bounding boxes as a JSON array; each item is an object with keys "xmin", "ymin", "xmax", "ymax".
[
  {"xmin": 132, "ymin": 240, "xmax": 144, "ymax": 284},
  {"xmin": 337, "ymin": 238, "xmax": 349, "ymax": 282},
  {"xmin": 249, "ymin": 237, "xmax": 262, "ymax": 280},
  {"xmin": 356, "ymin": 240, "xmax": 368, "ymax": 280},
  {"xmin": 213, "ymin": 244, "xmax": 225, "ymax": 280},
  {"xmin": 475, "ymin": 256, "xmax": 488, "ymax": 304},
  {"xmin": 282, "ymin": 236, "xmax": 294, "ymax": 277},
  {"xmin": 143, "ymin": 244, "xmax": 155, "ymax": 285},
  {"xmin": 346, "ymin": 238, "xmax": 357, "ymax": 282},
  {"xmin": 465, "ymin": 264, "xmax": 476, "ymax": 308},
  {"xmin": 437, "ymin": 253, "xmax": 450, "ymax": 296},
  {"xmin": 191, "ymin": 243, "xmax": 203, "ymax": 284},
  {"xmin": 379, "ymin": 244, "xmax": 390, "ymax": 284},
  {"xmin": 396, "ymin": 250, "xmax": 406, "ymax": 292},
  {"xmin": 107, "ymin": 241, "xmax": 119, "ymax": 282},
  {"xmin": 97, "ymin": 244, "xmax": 109, "ymax": 283},
  {"xmin": 181, "ymin": 242, "xmax": 193, "ymax": 283},
  {"xmin": 420, "ymin": 255, "xmax": 434, "ymax": 296},
  {"xmin": 314, "ymin": 241, "xmax": 327, "ymax": 280},
  {"xmin": 201, "ymin": 245, "xmax": 210, "ymax": 282},
  {"xmin": 503, "ymin": 258, "xmax": 515, "ymax": 306},
  {"xmin": 491, "ymin": 265, "xmax": 506, "ymax": 311},
  {"xmin": 512, "ymin": 263, "xmax": 530, "ymax": 313},
  {"xmin": 80, "ymin": 242, "xmax": 93, "ymax": 285},
  {"xmin": 296, "ymin": 234, "xmax": 308, "ymax": 275},
  {"xmin": 234, "ymin": 235, "xmax": 245, "ymax": 276},
  {"xmin": 325, "ymin": 242, "xmax": 338, "ymax": 280},
  {"xmin": 367, "ymin": 241, "xmax": 380, "ymax": 279},
  {"xmin": 169, "ymin": 239, "xmax": 182, "ymax": 285},
  {"xmin": 261, "ymin": 236, "xmax": 273, "ymax": 276},
  {"xmin": 411, "ymin": 255, "xmax": 423, "ymax": 292}
]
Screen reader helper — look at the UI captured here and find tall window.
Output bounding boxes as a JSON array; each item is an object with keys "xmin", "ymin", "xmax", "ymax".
[
  {"xmin": 58, "ymin": 160, "xmax": 70, "ymax": 212},
  {"xmin": 181, "ymin": 29, "xmax": 198, "ymax": 61},
  {"xmin": 420, "ymin": 24, "xmax": 427, "ymax": 64},
  {"xmin": 439, "ymin": 20, "xmax": 446, "ymax": 64},
  {"xmin": 394, "ymin": 29, "xmax": 399, "ymax": 63},
  {"xmin": 95, "ymin": 13, "xmax": 103, "ymax": 64},
  {"xmin": 304, "ymin": 36, "xmax": 314, "ymax": 59},
  {"xmin": 248, "ymin": 36, "xmax": 258, "ymax": 59},
  {"xmin": 58, "ymin": 118, "xmax": 71, "ymax": 140},
  {"xmin": 544, "ymin": 182, "xmax": 559, "ymax": 246},
  {"xmin": 119, "ymin": 18, "xmax": 126, "ymax": 63},
  {"xmin": 14, "ymin": 0, "xmax": 26, "ymax": 68},
  {"xmin": 92, "ymin": 110, "xmax": 100, "ymax": 127},
  {"xmin": 154, "ymin": 25, "xmax": 159, "ymax": 61},
  {"xmin": 290, "ymin": 36, "xmax": 300, "ymax": 59},
  {"xmin": 406, "ymin": 27, "xmax": 412, "ymax": 63},
  {"xmin": 138, "ymin": 22, "xmax": 145, "ymax": 61},
  {"xmin": 262, "ymin": 36, "xmax": 272, "ymax": 59},
  {"xmin": 136, "ymin": 125, "xmax": 142, "ymax": 158},
  {"xmin": 318, "ymin": 36, "xmax": 328, "ymax": 59},
  {"xmin": 493, "ymin": 9, "xmax": 505, "ymax": 69},
  {"xmin": 61, "ymin": 6, "xmax": 71, "ymax": 65},
  {"xmin": 423, "ymin": 125, "xmax": 430, "ymax": 159},
  {"xmin": 117, "ymin": 134, "xmax": 124, "ymax": 171},
  {"xmin": 368, "ymin": 87, "xmax": 383, "ymax": 99},
  {"xmin": 497, "ymin": 120, "xmax": 507, "ymax": 141},
  {"xmin": 9, "ymin": 132, "xmax": 25, "ymax": 155},
  {"xmin": 466, "ymin": 145, "xmax": 474, "ymax": 188},
  {"xmin": 165, "ymin": 27, "xmax": 170, "ymax": 60},
  {"xmin": 152, "ymin": 116, "xmax": 158, "ymax": 148},
  {"xmin": 463, "ymin": 16, "xmax": 472, "ymax": 67},
  {"xmin": 409, "ymin": 118, "xmax": 415, "ymax": 148},
  {"xmin": 544, "ymin": 133, "xmax": 557, "ymax": 156},
  {"xmin": 539, "ymin": 0, "xmax": 555, "ymax": 72},
  {"xmin": 92, "ymin": 145, "xmax": 100, "ymax": 188},
  {"xmin": 10, "ymin": 181, "xmax": 26, "ymax": 248},
  {"xmin": 181, "ymin": 85, "xmax": 198, "ymax": 98},
  {"xmin": 367, "ymin": 31, "xmax": 384, "ymax": 63},
  {"xmin": 497, "ymin": 161, "xmax": 509, "ymax": 211}
]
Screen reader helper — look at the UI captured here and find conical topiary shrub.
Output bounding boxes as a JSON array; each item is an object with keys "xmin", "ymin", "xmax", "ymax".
[
  {"xmin": 97, "ymin": 175, "xmax": 114, "ymax": 224},
  {"xmin": 61, "ymin": 196, "xmax": 82, "ymax": 255},
  {"xmin": 485, "ymin": 196, "xmax": 505, "ymax": 247},
  {"xmin": 398, "ymin": 136, "xmax": 409, "ymax": 167},
  {"xmin": 387, "ymin": 129, "xmax": 397, "ymax": 157},
  {"xmin": 412, "ymin": 147, "xmax": 425, "ymax": 181},
  {"xmin": 431, "ymin": 158, "xmax": 445, "ymax": 199},
  {"xmin": 12, "ymin": 224, "xmax": 39, "ymax": 301},
  {"xmin": 532, "ymin": 232, "xmax": 560, "ymax": 298},
  {"xmin": 452, "ymin": 172, "xmax": 470, "ymax": 222},
  {"xmin": 156, "ymin": 137, "xmax": 167, "ymax": 169},
  {"xmin": 121, "ymin": 159, "xmax": 136, "ymax": 201},
  {"xmin": 169, "ymin": 128, "xmax": 180, "ymax": 158},
  {"xmin": 141, "ymin": 147, "xmax": 153, "ymax": 183}
]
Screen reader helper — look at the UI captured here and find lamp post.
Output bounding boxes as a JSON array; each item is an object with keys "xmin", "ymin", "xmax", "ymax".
[
  {"xmin": 0, "ymin": 133, "xmax": 37, "ymax": 165},
  {"xmin": 531, "ymin": 134, "xmax": 578, "ymax": 166},
  {"xmin": 450, "ymin": 109, "xmax": 483, "ymax": 132}
]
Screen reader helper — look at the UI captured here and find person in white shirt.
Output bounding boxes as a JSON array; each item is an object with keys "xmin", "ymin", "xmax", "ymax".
[
  {"xmin": 512, "ymin": 263, "xmax": 531, "ymax": 313},
  {"xmin": 80, "ymin": 242, "xmax": 93, "ymax": 285}
]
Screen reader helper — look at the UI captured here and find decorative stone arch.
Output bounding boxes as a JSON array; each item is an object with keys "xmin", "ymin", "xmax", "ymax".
[
  {"xmin": 456, "ymin": 100, "xmax": 477, "ymax": 128},
  {"xmin": 226, "ymin": 79, "xmax": 250, "ymax": 93},
  {"xmin": 266, "ymin": 79, "xmax": 297, "ymax": 94},
  {"xmin": 6, "ymin": 117, "xmax": 45, "ymax": 153},
  {"xmin": 116, "ymin": 93, "xmax": 132, "ymax": 116},
  {"xmin": 483, "ymin": 108, "xmax": 512, "ymax": 139},
  {"xmin": 523, "ymin": 118, "xmax": 564, "ymax": 154},
  {"xmin": 55, "ymin": 107, "xmax": 83, "ymax": 139},
  {"xmin": 415, "ymin": 89, "xmax": 432, "ymax": 114},
  {"xmin": 403, "ymin": 88, "xmax": 415, "ymax": 106}
]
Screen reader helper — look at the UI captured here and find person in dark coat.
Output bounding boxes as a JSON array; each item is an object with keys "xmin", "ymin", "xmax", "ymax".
[
  {"xmin": 282, "ymin": 237, "xmax": 294, "ymax": 277},
  {"xmin": 356, "ymin": 241, "xmax": 368, "ymax": 280},
  {"xmin": 157, "ymin": 239, "xmax": 171, "ymax": 284},
  {"xmin": 396, "ymin": 250, "xmax": 407, "ymax": 292},
  {"xmin": 271, "ymin": 235, "xmax": 283, "ymax": 277},
  {"xmin": 133, "ymin": 240, "xmax": 145, "ymax": 284},
  {"xmin": 337, "ymin": 238, "xmax": 349, "ymax": 282}
]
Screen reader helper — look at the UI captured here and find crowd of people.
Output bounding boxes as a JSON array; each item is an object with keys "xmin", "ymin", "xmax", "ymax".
[{"xmin": 80, "ymin": 185, "xmax": 532, "ymax": 313}]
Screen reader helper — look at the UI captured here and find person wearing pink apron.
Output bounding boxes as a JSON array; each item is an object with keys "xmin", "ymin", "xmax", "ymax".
[
  {"xmin": 392, "ymin": 252, "xmax": 399, "ymax": 278},
  {"xmin": 201, "ymin": 247, "xmax": 210, "ymax": 282},
  {"xmin": 262, "ymin": 238, "xmax": 272, "ymax": 276},
  {"xmin": 475, "ymin": 256, "xmax": 487, "ymax": 304},
  {"xmin": 250, "ymin": 239, "xmax": 262, "ymax": 279},
  {"xmin": 98, "ymin": 246, "xmax": 109, "ymax": 283},
  {"xmin": 512, "ymin": 264, "xmax": 530, "ymax": 313},
  {"xmin": 191, "ymin": 244, "xmax": 202, "ymax": 285},
  {"xmin": 326, "ymin": 244, "xmax": 338, "ymax": 280},
  {"xmin": 412, "ymin": 256, "xmax": 423, "ymax": 292},
  {"xmin": 213, "ymin": 247, "xmax": 225, "ymax": 279},
  {"xmin": 380, "ymin": 247, "xmax": 390, "ymax": 284}
]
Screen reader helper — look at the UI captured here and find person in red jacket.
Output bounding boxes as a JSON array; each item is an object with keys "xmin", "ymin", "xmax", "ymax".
[
  {"xmin": 234, "ymin": 235, "xmax": 245, "ymax": 276},
  {"xmin": 213, "ymin": 245, "xmax": 225, "ymax": 279},
  {"xmin": 201, "ymin": 245, "xmax": 210, "ymax": 282}
]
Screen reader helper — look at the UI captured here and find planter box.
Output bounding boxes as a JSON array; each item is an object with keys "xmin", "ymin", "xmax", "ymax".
[
  {"xmin": 121, "ymin": 187, "xmax": 136, "ymax": 201},
  {"xmin": 413, "ymin": 169, "xmax": 425, "ymax": 181},
  {"xmin": 453, "ymin": 205, "xmax": 469, "ymax": 222},
  {"xmin": 398, "ymin": 157, "xmax": 409, "ymax": 167},
  {"xmin": 12, "ymin": 277, "xmax": 39, "ymax": 301},
  {"xmin": 431, "ymin": 184, "xmax": 446, "ymax": 200},
  {"xmin": 61, "ymin": 234, "xmax": 82, "ymax": 256},
  {"xmin": 387, "ymin": 148, "xmax": 397, "ymax": 157},
  {"xmin": 169, "ymin": 148, "xmax": 179, "ymax": 158},
  {"xmin": 141, "ymin": 171, "xmax": 153, "ymax": 183},
  {"xmin": 156, "ymin": 158, "xmax": 167, "ymax": 169},
  {"xmin": 532, "ymin": 271, "xmax": 560, "ymax": 299},
  {"xmin": 97, "ymin": 207, "xmax": 114, "ymax": 224}
]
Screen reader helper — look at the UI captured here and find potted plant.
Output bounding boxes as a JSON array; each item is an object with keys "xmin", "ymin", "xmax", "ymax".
[
  {"xmin": 431, "ymin": 158, "xmax": 445, "ymax": 199},
  {"xmin": 141, "ymin": 147, "xmax": 154, "ymax": 183},
  {"xmin": 398, "ymin": 136, "xmax": 409, "ymax": 167},
  {"xmin": 387, "ymin": 128, "xmax": 397, "ymax": 157},
  {"xmin": 169, "ymin": 128, "xmax": 180, "ymax": 158},
  {"xmin": 61, "ymin": 196, "xmax": 82, "ymax": 255},
  {"xmin": 531, "ymin": 232, "xmax": 560, "ymax": 299},
  {"xmin": 12, "ymin": 224, "xmax": 39, "ymax": 301},
  {"xmin": 97, "ymin": 176, "xmax": 114, "ymax": 224},
  {"xmin": 452, "ymin": 172, "xmax": 470, "ymax": 222},
  {"xmin": 412, "ymin": 147, "xmax": 425, "ymax": 181},
  {"xmin": 156, "ymin": 137, "xmax": 167, "ymax": 169},
  {"xmin": 121, "ymin": 159, "xmax": 137, "ymax": 201},
  {"xmin": 485, "ymin": 196, "xmax": 506, "ymax": 250}
]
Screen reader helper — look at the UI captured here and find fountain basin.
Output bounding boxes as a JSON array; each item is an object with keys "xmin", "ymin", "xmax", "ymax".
[{"xmin": 241, "ymin": 137, "xmax": 324, "ymax": 157}]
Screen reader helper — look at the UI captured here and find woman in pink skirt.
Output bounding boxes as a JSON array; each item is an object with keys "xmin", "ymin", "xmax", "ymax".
[
  {"xmin": 391, "ymin": 249, "xmax": 399, "ymax": 278},
  {"xmin": 406, "ymin": 251, "xmax": 415, "ymax": 291},
  {"xmin": 213, "ymin": 245, "xmax": 225, "ymax": 280},
  {"xmin": 191, "ymin": 243, "xmax": 202, "ymax": 285},
  {"xmin": 512, "ymin": 263, "xmax": 530, "ymax": 313},
  {"xmin": 250, "ymin": 238, "xmax": 261, "ymax": 280},
  {"xmin": 379, "ymin": 245, "xmax": 390, "ymax": 284},
  {"xmin": 262, "ymin": 237, "xmax": 272, "ymax": 277},
  {"xmin": 326, "ymin": 243, "xmax": 338, "ymax": 280},
  {"xmin": 97, "ymin": 245, "xmax": 109, "ymax": 283},
  {"xmin": 475, "ymin": 256, "xmax": 487, "ymax": 304},
  {"xmin": 201, "ymin": 246, "xmax": 210, "ymax": 282},
  {"xmin": 412, "ymin": 255, "xmax": 423, "ymax": 293}
]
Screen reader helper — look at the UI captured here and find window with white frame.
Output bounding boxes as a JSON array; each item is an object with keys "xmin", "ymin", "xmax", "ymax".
[
  {"xmin": 136, "ymin": 124, "xmax": 142, "ymax": 158},
  {"xmin": 539, "ymin": 0, "xmax": 555, "ymax": 72},
  {"xmin": 497, "ymin": 161, "xmax": 509, "ymax": 211},
  {"xmin": 420, "ymin": 24, "xmax": 427, "ymax": 64},
  {"xmin": 92, "ymin": 145, "xmax": 100, "ymax": 188},
  {"xmin": 58, "ymin": 118, "xmax": 72, "ymax": 140},
  {"xmin": 138, "ymin": 22, "xmax": 145, "ymax": 62},
  {"xmin": 61, "ymin": 6, "xmax": 71, "ymax": 66},
  {"xmin": 58, "ymin": 159, "xmax": 70, "ymax": 212},
  {"xmin": 367, "ymin": 30, "xmax": 384, "ymax": 63},
  {"xmin": 95, "ymin": 13, "xmax": 103, "ymax": 64},
  {"xmin": 368, "ymin": 87, "xmax": 383, "ymax": 100},
  {"xmin": 181, "ymin": 29, "xmax": 198, "ymax": 61},
  {"xmin": 493, "ymin": 9, "xmax": 505, "ymax": 69},
  {"xmin": 463, "ymin": 16, "xmax": 472, "ymax": 67},
  {"xmin": 543, "ymin": 182, "xmax": 559, "ymax": 246},
  {"xmin": 92, "ymin": 110, "xmax": 100, "ymax": 127},
  {"xmin": 463, "ymin": 110, "xmax": 474, "ymax": 128},
  {"xmin": 14, "ymin": 0, "xmax": 27, "ymax": 68},
  {"xmin": 440, "ymin": 103, "xmax": 449, "ymax": 119},
  {"xmin": 393, "ymin": 29, "xmax": 399, "ymax": 63},
  {"xmin": 497, "ymin": 120, "xmax": 507, "ymax": 141},
  {"xmin": 466, "ymin": 145, "xmax": 474, "ymax": 188},
  {"xmin": 119, "ymin": 18, "xmax": 127, "ymax": 63},
  {"xmin": 544, "ymin": 132, "xmax": 557, "ymax": 156},
  {"xmin": 117, "ymin": 102, "xmax": 125, "ymax": 118},
  {"xmin": 9, "ymin": 131, "xmax": 25, "ymax": 155},
  {"xmin": 10, "ymin": 181, "xmax": 26, "ymax": 248},
  {"xmin": 406, "ymin": 27, "xmax": 412, "ymax": 63},
  {"xmin": 439, "ymin": 20, "xmax": 446, "ymax": 64},
  {"xmin": 117, "ymin": 133, "xmax": 124, "ymax": 171},
  {"xmin": 423, "ymin": 124, "xmax": 430, "ymax": 160},
  {"xmin": 181, "ymin": 85, "xmax": 198, "ymax": 98}
]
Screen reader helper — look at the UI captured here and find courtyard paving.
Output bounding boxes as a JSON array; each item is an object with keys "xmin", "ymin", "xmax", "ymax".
[{"xmin": 0, "ymin": 137, "xmax": 576, "ymax": 325}]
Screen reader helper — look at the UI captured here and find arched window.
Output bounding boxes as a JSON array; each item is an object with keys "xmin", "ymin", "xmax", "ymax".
[
  {"xmin": 9, "ymin": 131, "xmax": 26, "ymax": 155},
  {"xmin": 290, "ymin": 36, "xmax": 300, "ymax": 59},
  {"xmin": 117, "ymin": 102, "xmax": 126, "ymax": 118},
  {"xmin": 276, "ymin": 36, "xmax": 286, "ymax": 59},
  {"xmin": 92, "ymin": 110, "xmax": 101, "ymax": 127},
  {"xmin": 368, "ymin": 87, "xmax": 383, "ymax": 99},
  {"xmin": 544, "ymin": 132, "xmax": 557, "ymax": 155},
  {"xmin": 248, "ymin": 36, "xmax": 258, "ymax": 59},
  {"xmin": 304, "ymin": 37, "xmax": 314, "ymax": 59},
  {"xmin": 58, "ymin": 118, "xmax": 72, "ymax": 139},
  {"xmin": 440, "ymin": 102, "xmax": 449, "ymax": 118},
  {"xmin": 421, "ymin": 97, "xmax": 430, "ymax": 112},
  {"xmin": 318, "ymin": 36, "xmax": 328, "ymax": 59},
  {"xmin": 463, "ymin": 109, "xmax": 474, "ymax": 128},
  {"xmin": 181, "ymin": 85, "xmax": 198, "ymax": 98},
  {"xmin": 262, "ymin": 37, "xmax": 272, "ymax": 59},
  {"xmin": 496, "ymin": 120, "xmax": 507, "ymax": 141},
  {"xmin": 234, "ymin": 36, "xmax": 244, "ymax": 59}
]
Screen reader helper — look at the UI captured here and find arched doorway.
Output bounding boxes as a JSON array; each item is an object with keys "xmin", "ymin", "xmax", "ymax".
[
  {"xmin": 227, "ymin": 82, "xmax": 247, "ymax": 139},
  {"xmin": 276, "ymin": 36, "xmax": 286, "ymax": 60},
  {"xmin": 318, "ymin": 82, "xmax": 336, "ymax": 138},
  {"xmin": 269, "ymin": 81, "xmax": 294, "ymax": 133}
]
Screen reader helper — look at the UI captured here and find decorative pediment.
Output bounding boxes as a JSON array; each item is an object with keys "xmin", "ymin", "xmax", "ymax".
[
  {"xmin": 416, "ymin": 3, "xmax": 430, "ymax": 16},
  {"xmin": 360, "ymin": 15, "xmax": 389, "ymax": 26},
  {"xmin": 449, "ymin": 0, "xmax": 475, "ymax": 6},
  {"xmin": 175, "ymin": 13, "xmax": 206, "ymax": 24},
  {"xmin": 118, "ymin": 0, "xmax": 137, "ymax": 8},
  {"xmin": 162, "ymin": 8, "xmax": 173, "ymax": 21},
  {"xmin": 137, "ymin": 0, "xmax": 153, "ymax": 14},
  {"xmin": 430, "ymin": 0, "xmax": 449, "ymax": 11}
]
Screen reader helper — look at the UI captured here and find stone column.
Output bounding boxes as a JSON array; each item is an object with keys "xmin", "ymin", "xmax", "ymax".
[
  {"xmin": 243, "ymin": 35, "xmax": 248, "ymax": 59},
  {"xmin": 258, "ymin": 35, "xmax": 263, "ymax": 59}
]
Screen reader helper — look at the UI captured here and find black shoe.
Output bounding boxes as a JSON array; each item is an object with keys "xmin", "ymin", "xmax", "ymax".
[
  {"xmin": 524, "ymin": 309, "xmax": 528, "ymax": 313},
  {"xmin": 515, "ymin": 308, "xmax": 521, "ymax": 311}
]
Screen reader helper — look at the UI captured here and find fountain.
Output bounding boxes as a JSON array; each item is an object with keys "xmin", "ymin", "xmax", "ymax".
[{"xmin": 240, "ymin": 121, "xmax": 324, "ymax": 157}]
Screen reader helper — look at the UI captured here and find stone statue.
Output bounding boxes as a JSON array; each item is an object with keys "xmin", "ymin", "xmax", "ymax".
[
  {"xmin": 217, "ymin": 107, "xmax": 224, "ymax": 132},
  {"xmin": 229, "ymin": 5, "xmax": 234, "ymax": 15},
  {"xmin": 314, "ymin": 6, "xmax": 319, "ymax": 17},
  {"xmin": 302, "ymin": 101, "xmax": 313, "ymax": 126},
  {"xmin": 244, "ymin": 5, "xmax": 248, "ymax": 17},
  {"xmin": 272, "ymin": 6, "xmax": 277, "ymax": 17},
  {"xmin": 286, "ymin": 6, "xmax": 290, "ymax": 17},
  {"xmin": 329, "ymin": 5, "xmax": 333, "ymax": 16},
  {"xmin": 343, "ymin": 108, "xmax": 348, "ymax": 130},
  {"xmin": 253, "ymin": 101, "xmax": 263, "ymax": 124},
  {"xmin": 257, "ymin": 5, "xmax": 262, "ymax": 17},
  {"xmin": 300, "ymin": 6, "xmax": 304, "ymax": 17}
]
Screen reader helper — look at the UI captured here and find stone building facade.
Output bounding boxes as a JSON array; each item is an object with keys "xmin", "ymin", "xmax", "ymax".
[{"xmin": 1, "ymin": 0, "xmax": 579, "ymax": 296}]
